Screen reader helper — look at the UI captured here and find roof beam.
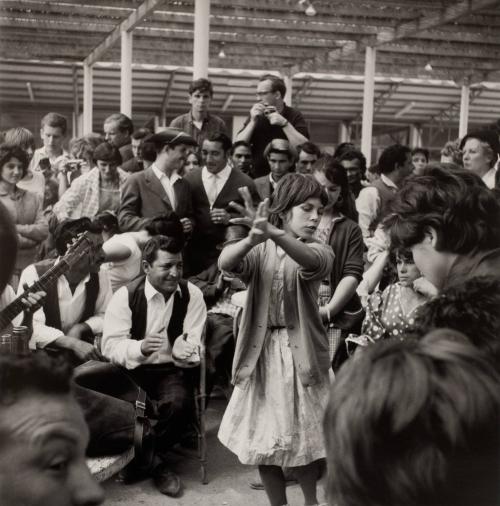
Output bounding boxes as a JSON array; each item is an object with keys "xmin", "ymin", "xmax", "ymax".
[
  {"xmin": 290, "ymin": 0, "xmax": 500, "ymax": 74},
  {"xmin": 83, "ymin": 0, "xmax": 165, "ymax": 67}
]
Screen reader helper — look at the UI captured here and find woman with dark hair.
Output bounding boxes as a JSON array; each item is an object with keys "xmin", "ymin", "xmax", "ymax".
[
  {"xmin": 218, "ymin": 173, "xmax": 333, "ymax": 506},
  {"xmin": 4, "ymin": 127, "xmax": 45, "ymax": 199},
  {"xmin": 53, "ymin": 141, "xmax": 128, "ymax": 220},
  {"xmin": 0, "ymin": 144, "xmax": 48, "ymax": 288},
  {"xmin": 313, "ymin": 157, "xmax": 364, "ymax": 364}
]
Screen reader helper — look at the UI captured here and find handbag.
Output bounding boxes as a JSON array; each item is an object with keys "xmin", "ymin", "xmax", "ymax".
[{"xmin": 73, "ymin": 360, "xmax": 155, "ymax": 473}]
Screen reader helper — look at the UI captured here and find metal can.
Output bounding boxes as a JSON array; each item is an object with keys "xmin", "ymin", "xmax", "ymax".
[
  {"xmin": 12, "ymin": 326, "xmax": 29, "ymax": 355},
  {"xmin": 0, "ymin": 333, "xmax": 13, "ymax": 354}
]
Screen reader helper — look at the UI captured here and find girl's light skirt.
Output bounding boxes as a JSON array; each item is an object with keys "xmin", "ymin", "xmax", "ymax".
[{"xmin": 218, "ymin": 328, "xmax": 330, "ymax": 466}]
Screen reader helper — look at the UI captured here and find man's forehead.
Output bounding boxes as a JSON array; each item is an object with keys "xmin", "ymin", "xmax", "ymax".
[
  {"xmin": 1, "ymin": 393, "xmax": 88, "ymax": 446},
  {"xmin": 299, "ymin": 152, "xmax": 318, "ymax": 160},
  {"xmin": 41, "ymin": 125, "xmax": 63, "ymax": 135},
  {"xmin": 154, "ymin": 250, "xmax": 182, "ymax": 263}
]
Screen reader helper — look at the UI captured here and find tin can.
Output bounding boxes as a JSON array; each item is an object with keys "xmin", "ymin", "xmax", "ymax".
[
  {"xmin": 12, "ymin": 326, "xmax": 29, "ymax": 355},
  {"xmin": 0, "ymin": 333, "xmax": 13, "ymax": 354}
]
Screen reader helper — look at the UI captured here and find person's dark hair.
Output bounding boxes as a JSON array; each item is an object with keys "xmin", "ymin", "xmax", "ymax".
[
  {"xmin": 205, "ymin": 132, "xmax": 232, "ymax": 153},
  {"xmin": 141, "ymin": 141, "xmax": 157, "ymax": 163},
  {"xmin": 188, "ymin": 78, "xmax": 213, "ymax": 97},
  {"xmin": 259, "ymin": 74, "xmax": 286, "ymax": 98},
  {"xmin": 316, "ymin": 156, "xmax": 358, "ymax": 221},
  {"xmin": 378, "ymin": 144, "xmax": 411, "ymax": 175},
  {"xmin": 142, "ymin": 234, "xmax": 185, "ymax": 264},
  {"xmin": 43, "ymin": 178, "xmax": 59, "ymax": 208},
  {"xmin": 384, "ymin": 166, "xmax": 500, "ymax": 254},
  {"xmin": 144, "ymin": 211, "xmax": 185, "ymax": 241},
  {"xmin": 104, "ymin": 113, "xmax": 134, "ymax": 136},
  {"xmin": 297, "ymin": 141, "xmax": 321, "ymax": 158},
  {"xmin": 333, "ymin": 142, "xmax": 355, "ymax": 159},
  {"xmin": 338, "ymin": 148, "xmax": 367, "ymax": 173},
  {"xmin": 230, "ymin": 140, "xmax": 252, "ymax": 155},
  {"xmin": 3, "ymin": 127, "xmax": 35, "ymax": 151},
  {"xmin": 92, "ymin": 141, "xmax": 122, "ymax": 166},
  {"xmin": 54, "ymin": 217, "xmax": 92, "ymax": 256},
  {"xmin": 269, "ymin": 173, "xmax": 328, "ymax": 228},
  {"xmin": 91, "ymin": 211, "xmax": 119, "ymax": 236},
  {"xmin": 41, "ymin": 112, "xmax": 68, "ymax": 136},
  {"xmin": 324, "ymin": 331, "xmax": 500, "ymax": 506},
  {"xmin": 412, "ymin": 147, "xmax": 430, "ymax": 162},
  {"xmin": 0, "ymin": 353, "xmax": 72, "ymax": 405},
  {"xmin": 414, "ymin": 276, "xmax": 500, "ymax": 370},
  {"xmin": 131, "ymin": 128, "xmax": 152, "ymax": 141},
  {"xmin": 0, "ymin": 143, "xmax": 29, "ymax": 177}
]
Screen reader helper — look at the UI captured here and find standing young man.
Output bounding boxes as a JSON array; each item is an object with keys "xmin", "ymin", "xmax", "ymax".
[
  {"xmin": 170, "ymin": 78, "xmax": 228, "ymax": 149},
  {"xmin": 236, "ymin": 74, "xmax": 309, "ymax": 177}
]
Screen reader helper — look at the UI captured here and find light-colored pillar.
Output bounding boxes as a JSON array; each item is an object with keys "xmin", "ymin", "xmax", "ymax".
[
  {"xmin": 83, "ymin": 63, "xmax": 93, "ymax": 134},
  {"xmin": 232, "ymin": 115, "xmax": 246, "ymax": 142},
  {"xmin": 339, "ymin": 121, "xmax": 351, "ymax": 143},
  {"xmin": 72, "ymin": 66, "xmax": 80, "ymax": 137},
  {"xmin": 193, "ymin": 0, "xmax": 210, "ymax": 79},
  {"xmin": 459, "ymin": 80, "xmax": 470, "ymax": 138},
  {"xmin": 120, "ymin": 30, "xmax": 133, "ymax": 117},
  {"xmin": 283, "ymin": 75, "xmax": 293, "ymax": 107},
  {"xmin": 409, "ymin": 124, "xmax": 422, "ymax": 147},
  {"xmin": 361, "ymin": 46, "xmax": 376, "ymax": 167}
]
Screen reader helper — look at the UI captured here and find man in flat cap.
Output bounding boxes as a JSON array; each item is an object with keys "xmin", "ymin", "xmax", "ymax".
[{"xmin": 118, "ymin": 128, "xmax": 198, "ymax": 234}]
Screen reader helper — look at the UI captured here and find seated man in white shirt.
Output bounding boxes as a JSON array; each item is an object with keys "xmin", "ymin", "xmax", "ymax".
[
  {"xmin": 101, "ymin": 234, "xmax": 207, "ymax": 497},
  {"xmin": 356, "ymin": 144, "xmax": 414, "ymax": 246},
  {"xmin": 18, "ymin": 218, "xmax": 112, "ymax": 363}
]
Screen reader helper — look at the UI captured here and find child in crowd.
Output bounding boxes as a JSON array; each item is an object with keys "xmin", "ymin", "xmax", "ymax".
[
  {"xmin": 218, "ymin": 174, "xmax": 333, "ymax": 506},
  {"xmin": 313, "ymin": 157, "xmax": 364, "ymax": 365},
  {"xmin": 355, "ymin": 247, "xmax": 436, "ymax": 345}
]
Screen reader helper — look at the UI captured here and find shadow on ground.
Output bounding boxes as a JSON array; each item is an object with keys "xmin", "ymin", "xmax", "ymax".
[{"xmin": 103, "ymin": 398, "xmax": 327, "ymax": 505}]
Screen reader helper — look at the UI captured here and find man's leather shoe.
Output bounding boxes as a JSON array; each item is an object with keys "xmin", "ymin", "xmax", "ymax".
[{"xmin": 153, "ymin": 464, "xmax": 182, "ymax": 497}]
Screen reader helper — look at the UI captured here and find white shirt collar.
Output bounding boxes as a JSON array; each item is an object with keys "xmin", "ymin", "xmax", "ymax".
[
  {"xmin": 380, "ymin": 173, "xmax": 398, "ymax": 189},
  {"xmin": 202, "ymin": 163, "xmax": 232, "ymax": 181},
  {"xmin": 482, "ymin": 167, "xmax": 497, "ymax": 189},
  {"xmin": 151, "ymin": 164, "xmax": 181, "ymax": 184},
  {"xmin": 144, "ymin": 277, "xmax": 181, "ymax": 302}
]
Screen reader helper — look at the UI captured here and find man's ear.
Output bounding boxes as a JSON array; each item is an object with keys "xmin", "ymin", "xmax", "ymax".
[
  {"xmin": 142, "ymin": 260, "xmax": 150, "ymax": 274},
  {"xmin": 423, "ymin": 227, "xmax": 438, "ymax": 248}
]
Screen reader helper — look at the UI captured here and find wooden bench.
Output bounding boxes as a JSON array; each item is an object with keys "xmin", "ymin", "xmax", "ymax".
[{"xmin": 87, "ymin": 447, "xmax": 135, "ymax": 483}]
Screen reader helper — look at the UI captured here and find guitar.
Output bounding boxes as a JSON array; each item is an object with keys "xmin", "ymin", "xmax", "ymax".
[{"xmin": 0, "ymin": 232, "xmax": 95, "ymax": 332}]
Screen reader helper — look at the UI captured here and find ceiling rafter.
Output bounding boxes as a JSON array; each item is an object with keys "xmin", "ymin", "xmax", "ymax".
[
  {"xmin": 289, "ymin": 0, "xmax": 500, "ymax": 74},
  {"xmin": 84, "ymin": 0, "xmax": 165, "ymax": 66}
]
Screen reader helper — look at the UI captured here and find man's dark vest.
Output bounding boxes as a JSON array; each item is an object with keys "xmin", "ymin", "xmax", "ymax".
[
  {"xmin": 368, "ymin": 178, "xmax": 398, "ymax": 233},
  {"xmin": 34, "ymin": 259, "xmax": 99, "ymax": 330},
  {"xmin": 127, "ymin": 276, "xmax": 190, "ymax": 345}
]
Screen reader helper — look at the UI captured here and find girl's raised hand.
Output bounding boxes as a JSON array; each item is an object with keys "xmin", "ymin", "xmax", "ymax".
[
  {"xmin": 248, "ymin": 199, "xmax": 270, "ymax": 245},
  {"xmin": 228, "ymin": 186, "xmax": 257, "ymax": 228}
]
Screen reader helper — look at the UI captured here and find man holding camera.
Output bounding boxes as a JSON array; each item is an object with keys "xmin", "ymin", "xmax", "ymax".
[{"xmin": 235, "ymin": 74, "xmax": 309, "ymax": 177}]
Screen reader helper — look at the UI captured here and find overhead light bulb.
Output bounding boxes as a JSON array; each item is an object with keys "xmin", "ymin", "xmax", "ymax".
[
  {"xmin": 218, "ymin": 43, "xmax": 226, "ymax": 59},
  {"xmin": 425, "ymin": 63, "xmax": 433, "ymax": 72},
  {"xmin": 305, "ymin": 3, "xmax": 316, "ymax": 15}
]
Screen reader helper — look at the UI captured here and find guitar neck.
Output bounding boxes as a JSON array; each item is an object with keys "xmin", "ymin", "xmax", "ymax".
[{"xmin": 0, "ymin": 259, "xmax": 70, "ymax": 332}]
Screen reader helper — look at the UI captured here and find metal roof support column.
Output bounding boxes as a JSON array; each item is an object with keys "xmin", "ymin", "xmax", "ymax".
[
  {"xmin": 121, "ymin": 30, "xmax": 133, "ymax": 117},
  {"xmin": 83, "ymin": 63, "xmax": 93, "ymax": 134},
  {"xmin": 361, "ymin": 46, "xmax": 376, "ymax": 167},
  {"xmin": 410, "ymin": 124, "xmax": 422, "ymax": 147},
  {"xmin": 459, "ymin": 79, "xmax": 470, "ymax": 138},
  {"xmin": 339, "ymin": 121, "xmax": 351, "ymax": 143},
  {"xmin": 283, "ymin": 75, "xmax": 293, "ymax": 107},
  {"xmin": 193, "ymin": 0, "xmax": 210, "ymax": 79}
]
